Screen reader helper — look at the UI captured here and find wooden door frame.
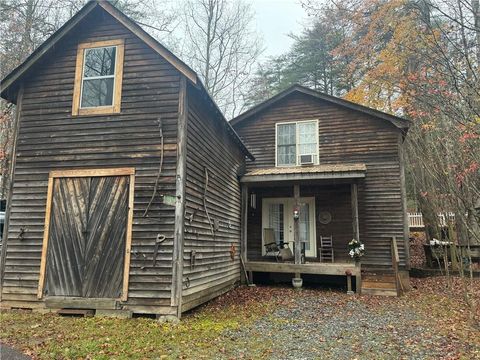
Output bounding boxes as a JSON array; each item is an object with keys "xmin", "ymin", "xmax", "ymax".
[{"xmin": 37, "ymin": 168, "xmax": 135, "ymax": 302}]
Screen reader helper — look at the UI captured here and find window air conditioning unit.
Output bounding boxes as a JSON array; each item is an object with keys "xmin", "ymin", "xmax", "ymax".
[{"xmin": 299, "ymin": 154, "xmax": 314, "ymax": 165}]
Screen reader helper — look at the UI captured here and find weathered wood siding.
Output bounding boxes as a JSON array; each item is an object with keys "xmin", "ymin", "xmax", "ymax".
[
  {"xmin": 246, "ymin": 184, "xmax": 354, "ymax": 263},
  {"xmin": 1, "ymin": 8, "xmax": 181, "ymax": 311},
  {"xmin": 181, "ymin": 86, "xmax": 244, "ymax": 311},
  {"xmin": 234, "ymin": 92, "xmax": 407, "ymax": 267}
]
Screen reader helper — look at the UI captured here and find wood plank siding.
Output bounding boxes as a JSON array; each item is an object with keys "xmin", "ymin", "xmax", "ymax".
[
  {"xmin": 1, "ymin": 8, "xmax": 181, "ymax": 311},
  {"xmin": 181, "ymin": 85, "xmax": 245, "ymax": 312},
  {"xmin": 233, "ymin": 92, "xmax": 408, "ymax": 268}
]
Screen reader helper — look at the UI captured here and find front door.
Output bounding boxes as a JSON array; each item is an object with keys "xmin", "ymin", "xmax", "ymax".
[
  {"xmin": 262, "ymin": 197, "xmax": 316, "ymax": 258},
  {"xmin": 44, "ymin": 176, "xmax": 129, "ymax": 298}
]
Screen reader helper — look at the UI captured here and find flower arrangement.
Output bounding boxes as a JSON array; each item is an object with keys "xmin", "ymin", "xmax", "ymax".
[{"xmin": 348, "ymin": 238, "xmax": 365, "ymax": 261}]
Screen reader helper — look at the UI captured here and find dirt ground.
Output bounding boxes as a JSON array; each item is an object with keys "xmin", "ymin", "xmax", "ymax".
[{"xmin": 1, "ymin": 277, "xmax": 479, "ymax": 360}]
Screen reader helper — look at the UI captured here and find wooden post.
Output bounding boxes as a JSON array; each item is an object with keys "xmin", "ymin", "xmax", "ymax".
[
  {"xmin": 240, "ymin": 184, "xmax": 248, "ymax": 284},
  {"xmin": 171, "ymin": 76, "xmax": 188, "ymax": 318},
  {"xmin": 398, "ymin": 134, "xmax": 411, "ymax": 269},
  {"xmin": 293, "ymin": 184, "xmax": 301, "ymax": 278},
  {"xmin": 346, "ymin": 274, "xmax": 353, "ymax": 295},
  {"xmin": 351, "ymin": 183, "xmax": 359, "ymax": 243},
  {"xmin": 0, "ymin": 86, "xmax": 23, "ymax": 300},
  {"xmin": 355, "ymin": 261, "xmax": 362, "ymax": 294}
]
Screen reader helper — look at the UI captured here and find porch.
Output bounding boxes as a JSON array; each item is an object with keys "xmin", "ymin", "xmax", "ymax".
[{"xmin": 240, "ymin": 164, "xmax": 366, "ymax": 292}]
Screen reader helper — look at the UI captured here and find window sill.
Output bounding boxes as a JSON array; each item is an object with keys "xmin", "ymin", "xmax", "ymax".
[{"xmin": 72, "ymin": 106, "xmax": 121, "ymax": 117}]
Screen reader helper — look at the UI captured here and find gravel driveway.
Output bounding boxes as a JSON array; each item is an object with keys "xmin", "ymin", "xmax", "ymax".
[{"xmin": 224, "ymin": 287, "xmax": 477, "ymax": 360}]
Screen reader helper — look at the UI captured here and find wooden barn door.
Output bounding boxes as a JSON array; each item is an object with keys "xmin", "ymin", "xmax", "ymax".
[{"xmin": 44, "ymin": 175, "xmax": 129, "ymax": 299}]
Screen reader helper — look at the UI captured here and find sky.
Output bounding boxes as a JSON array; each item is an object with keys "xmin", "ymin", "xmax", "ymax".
[{"xmin": 249, "ymin": 0, "xmax": 309, "ymax": 61}]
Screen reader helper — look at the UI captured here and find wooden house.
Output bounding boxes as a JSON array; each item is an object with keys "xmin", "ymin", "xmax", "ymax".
[
  {"xmin": 0, "ymin": 0, "xmax": 251, "ymax": 317},
  {"xmin": 231, "ymin": 85, "xmax": 411, "ymax": 296},
  {"xmin": 0, "ymin": 2, "xmax": 412, "ymax": 317}
]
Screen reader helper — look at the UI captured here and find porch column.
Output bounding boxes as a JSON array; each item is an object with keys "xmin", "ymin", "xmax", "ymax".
[
  {"xmin": 293, "ymin": 184, "xmax": 301, "ymax": 269},
  {"xmin": 240, "ymin": 184, "xmax": 248, "ymax": 283},
  {"xmin": 351, "ymin": 183, "xmax": 360, "ymax": 242}
]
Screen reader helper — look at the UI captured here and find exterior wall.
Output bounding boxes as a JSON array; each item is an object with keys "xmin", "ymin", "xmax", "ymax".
[
  {"xmin": 234, "ymin": 92, "xmax": 408, "ymax": 267},
  {"xmin": 0, "ymin": 8, "xmax": 181, "ymax": 313},
  {"xmin": 246, "ymin": 184, "xmax": 354, "ymax": 263},
  {"xmin": 181, "ymin": 85, "xmax": 245, "ymax": 312}
]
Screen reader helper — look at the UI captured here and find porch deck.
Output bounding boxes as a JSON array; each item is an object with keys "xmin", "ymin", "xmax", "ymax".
[{"xmin": 244, "ymin": 261, "xmax": 360, "ymax": 276}]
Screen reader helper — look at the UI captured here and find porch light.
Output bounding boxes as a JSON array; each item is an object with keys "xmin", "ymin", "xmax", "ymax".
[{"xmin": 250, "ymin": 192, "xmax": 257, "ymax": 209}]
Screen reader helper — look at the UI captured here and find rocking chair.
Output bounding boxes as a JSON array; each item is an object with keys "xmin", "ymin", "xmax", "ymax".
[{"xmin": 263, "ymin": 228, "xmax": 293, "ymax": 262}]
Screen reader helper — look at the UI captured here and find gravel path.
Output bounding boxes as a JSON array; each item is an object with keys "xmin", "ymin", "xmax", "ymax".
[{"xmin": 224, "ymin": 288, "xmax": 472, "ymax": 360}]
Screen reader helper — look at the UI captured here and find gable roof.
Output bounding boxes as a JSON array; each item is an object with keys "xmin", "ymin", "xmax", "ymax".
[
  {"xmin": 0, "ymin": 0, "xmax": 254, "ymax": 160},
  {"xmin": 230, "ymin": 84, "xmax": 411, "ymax": 130},
  {"xmin": 0, "ymin": 0, "xmax": 196, "ymax": 102}
]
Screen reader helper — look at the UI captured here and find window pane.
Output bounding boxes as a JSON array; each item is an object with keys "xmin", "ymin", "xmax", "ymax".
[
  {"xmin": 277, "ymin": 123, "xmax": 296, "ymax": 165},
  {"xmin": 84, "ymin": 46, "xmax": 116, "ymax": 78},
  {"xmin": 268, "ymin": 203, "xmax": 284, "ymax": 243},
  {"xmin": 277, "ymin": 124, "xmax": 296, "ymax": 145},
  {"xmin": 81, "ymin": 78, "xmax": 114, "ymax": 107},
  {"xmin": 298, "ymin": 122, "xmax": 317, "ymax": 156},
  {"xmin": 299, "ymin": 203, "xmax": 310, "ymax": 251}
]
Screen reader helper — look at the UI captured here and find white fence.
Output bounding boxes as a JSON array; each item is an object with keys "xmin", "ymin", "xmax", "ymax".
[{"xmin": 408, "ymin": 212, "xmax": 455, "ymax": 228}]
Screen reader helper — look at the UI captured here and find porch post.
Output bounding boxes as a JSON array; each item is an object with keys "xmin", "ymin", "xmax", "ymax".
[
  {"xmin": 240, "ymin": 184, "xmax": 248, "ymax": 283},
  {"xmin": 351, "ymin": 183, "xmax": 360, "ymax": 242},
  {"xmin": 293, "ymin": 184, "xmax": 301, "ymax": 271}
]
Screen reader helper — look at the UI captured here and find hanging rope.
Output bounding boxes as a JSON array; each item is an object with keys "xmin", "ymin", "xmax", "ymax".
[
  {"xmin": 203, "ymin": 167, "xmax": 215, "ymax": 238},
  {"xmin": 143, "ymin": 117, "xmax": 164, "ymax": 217}
]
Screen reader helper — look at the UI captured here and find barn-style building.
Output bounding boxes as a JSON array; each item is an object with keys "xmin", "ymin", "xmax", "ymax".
[{"xmin": 0, "ymin": 1, "xmax": 410, "ymax": 318}]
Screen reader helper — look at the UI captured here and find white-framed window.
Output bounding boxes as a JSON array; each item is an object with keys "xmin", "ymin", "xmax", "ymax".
[{"xmin": 275, "ymin": 120, "xmax": 319, "ymax": 166}]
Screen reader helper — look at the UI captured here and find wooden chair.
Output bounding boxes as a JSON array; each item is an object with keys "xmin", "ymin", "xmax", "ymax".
[
  {"xmin": 263, "ymin": 228, "xmax": 293, "ymax": 262},
  {"xmin": 319, "ymin": 235, "xmax": 334, "ymax": 262}
]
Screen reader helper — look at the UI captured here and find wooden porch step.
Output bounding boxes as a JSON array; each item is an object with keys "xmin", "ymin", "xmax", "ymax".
[
  {"xmin": 361, "ymin": 288, "xmax": 398, "ymax": 296},
  {"xmin": 362, "ymin": 274, "xmax": 396, "ymax": 282},
  {"xmin": 57, "ymin": 308, "xmax": 94, "ymax": 317},
  {"xmin": 362, "ymin": 280, "xmax": 396, "ymax": 289},
  {"xmin": 361, "ymin": 272, "xmax": 398, "ymax": 297}
]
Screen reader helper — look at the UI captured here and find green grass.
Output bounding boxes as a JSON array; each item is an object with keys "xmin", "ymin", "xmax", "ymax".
[{"xmin": 1, "ymin": 287, "xmax": 273, "ymax": 359}]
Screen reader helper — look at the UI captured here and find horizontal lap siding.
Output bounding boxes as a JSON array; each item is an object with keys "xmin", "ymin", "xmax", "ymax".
[
  {"xmin": 234, "ymin": 93, "xmax": 407, "ymax": 267},
  {"xmin": 2, "ymin": 9, "xmax": 179, "ymax": 308},
  {"xmin": 182, "ymin": 88, "xmax": 244, "ymax": 309}
]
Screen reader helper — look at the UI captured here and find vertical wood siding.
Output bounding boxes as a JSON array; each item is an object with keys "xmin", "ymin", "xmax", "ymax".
[
  {"xmin": 234, "ymin": 93, "xmax": 407, "ymax": 267},
  {"xmin": 181, "ymin": 87, "xmax": 245, "ymax": 311},
  {"xmin": 1, "ymin": 8, "xmax": 180, "ymax": 310}
]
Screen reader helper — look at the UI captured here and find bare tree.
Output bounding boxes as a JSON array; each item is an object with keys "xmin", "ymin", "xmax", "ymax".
[
  {"xmin": 0, "ymin": 0, "xmax": 179, "ymax": 198},
  {"xmin": 182, "ymin": 0, "xmax": 263, "ymax": 118}
]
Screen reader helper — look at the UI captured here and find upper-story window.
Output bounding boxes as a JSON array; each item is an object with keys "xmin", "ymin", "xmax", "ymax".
[
  {"xmin": 276, "ymin": 120, "xmax": 319, "ymax": 166},
  {"xmin": 72, "ymin": 39, "xmax": 124, "ymax": 116}
]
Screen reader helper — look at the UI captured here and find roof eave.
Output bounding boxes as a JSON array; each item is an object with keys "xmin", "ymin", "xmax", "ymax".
[
  {"xmin": 230, "ymin": 84, "xmax": 411, "ymax": 130},
  {"xmin": 0, "ymin": 0, "xmax": 98, "ymax": 103},
  {"xmin": 0, "ymin": 0, "xmax": 198, "ymax": 104}
]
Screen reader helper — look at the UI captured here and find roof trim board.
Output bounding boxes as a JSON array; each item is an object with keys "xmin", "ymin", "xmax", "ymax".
[
  {"xmin": 230, "ymin": 84, "xmax": 411, "ymax": 130},
  {"xmin": 0, "ymin": 0, "xmax": 254, "ymax": 160},
  {"xmin": 0, "ymin": 0, "xmax": 196, "ymax": 103}
]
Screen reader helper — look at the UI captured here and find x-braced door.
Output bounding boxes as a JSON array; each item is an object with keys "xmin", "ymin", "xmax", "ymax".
[{"xmin": 44, "ymin": 175, "xmax": 129, "ymax": 298}]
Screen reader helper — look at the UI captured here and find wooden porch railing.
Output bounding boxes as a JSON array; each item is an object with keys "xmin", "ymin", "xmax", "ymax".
[
  {"xmin": 408, "ymin": 212, "xmax": 455, "ymax": 229},
  {"xmin": 391, "ymin": 236, "xmax": 403, "ymax": 296}
]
